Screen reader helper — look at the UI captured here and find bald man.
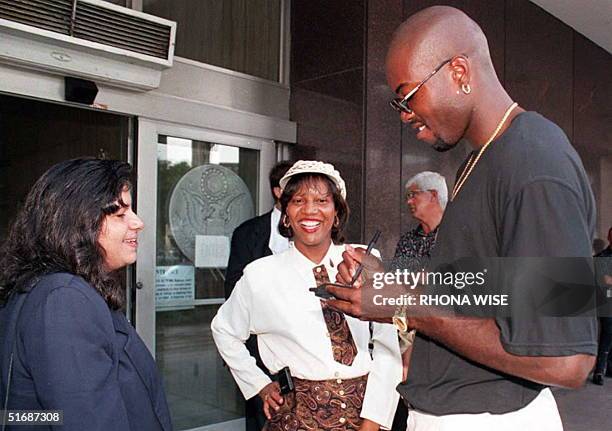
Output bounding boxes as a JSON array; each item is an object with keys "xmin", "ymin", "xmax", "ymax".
[{"xmin": 328, "ymin": 6, "xmax": 597, "ymax": 430}]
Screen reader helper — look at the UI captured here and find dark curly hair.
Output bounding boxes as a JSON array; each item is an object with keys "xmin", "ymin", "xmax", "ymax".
[
  {"xmin": 0, "ymin": 158, "xmax": 133, "ymax": 309},
  {"xmin": 278, "ymin": 173, "xmax": 349, "ymax": 243}
]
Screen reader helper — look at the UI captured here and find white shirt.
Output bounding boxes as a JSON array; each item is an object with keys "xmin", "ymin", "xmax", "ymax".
[
  {"xmin": 211, "ymin": 242, "xmax": 402, "ymax": 429},
  {"xmin": 268, "ymin": 207, "xmax": 290, "ymax": 255}
]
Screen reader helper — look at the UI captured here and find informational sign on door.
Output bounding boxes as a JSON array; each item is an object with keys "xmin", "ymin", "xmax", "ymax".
[
  {"xmin": 195, "ymin": 235, "xmax": 230, "ymax": 268},
  {"xmin": 155, "ymin": 265, "xmax": 195, "ymax": 309}
]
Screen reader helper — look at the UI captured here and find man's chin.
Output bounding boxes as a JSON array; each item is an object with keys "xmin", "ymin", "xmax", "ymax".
[
  {"xmin": 416, "ymin": 130, "xmax": 456, "ymax": 152},
  {"xmin": 431, "ymin": 139, "xmax": 456, "ymax": 152}
]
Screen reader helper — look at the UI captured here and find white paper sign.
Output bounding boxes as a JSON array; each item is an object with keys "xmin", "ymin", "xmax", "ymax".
[
  {"xmin": 155, "ymin": 265, "xmax": 195, "ymax": 307},
  {"xmin": 195, "ymin": 235, "xmax": 230, "ymax": 268}
]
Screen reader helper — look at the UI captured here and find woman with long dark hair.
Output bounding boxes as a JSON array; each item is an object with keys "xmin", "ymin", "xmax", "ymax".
[
  {"xmin": 0, "ymin": 158, "xmax": 172, "ymax": 431},
  {"xmin": 212, "ymin": 161, "xmax": 401, "ymax": 431}
]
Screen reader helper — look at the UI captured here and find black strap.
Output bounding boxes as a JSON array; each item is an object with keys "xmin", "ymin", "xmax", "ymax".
[{"xmin": 2, "ymin": 278, "xmax": 38, "ymax": 431}]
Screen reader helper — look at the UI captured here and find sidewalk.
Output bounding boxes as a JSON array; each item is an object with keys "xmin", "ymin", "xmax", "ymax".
[{"xmin": 554, "ymin": 379, "xmax": 612, "ymax": 430}]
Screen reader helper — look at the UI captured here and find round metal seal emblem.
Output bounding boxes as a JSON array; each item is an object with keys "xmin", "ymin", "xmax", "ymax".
[{"xmin": 169, "ymin": 164, "xmax": 254, "ymax": 262}]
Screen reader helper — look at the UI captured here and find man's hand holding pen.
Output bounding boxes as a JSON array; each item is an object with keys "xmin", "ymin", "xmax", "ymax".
[{"xmin": 326, "ymin": 245, "xmax": 395, "ymax": 323}]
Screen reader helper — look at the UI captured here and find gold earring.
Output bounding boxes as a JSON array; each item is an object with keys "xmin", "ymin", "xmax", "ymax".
[
  {"xmin": 333, "ymin": 215, "xmax": 340, "ymax": 227},
  {"xmin": 282, "ymin": 215, "xmax": 291, "ymax": 228},
  {"xmin": 461, "ymin": 83, "xmax": 471, "ymax": 94}
]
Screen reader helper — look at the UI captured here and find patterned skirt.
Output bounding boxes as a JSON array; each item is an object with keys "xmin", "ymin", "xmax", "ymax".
[{"xmin": 263, "ymin": 374, "xmax": 368, "ymax": 431}]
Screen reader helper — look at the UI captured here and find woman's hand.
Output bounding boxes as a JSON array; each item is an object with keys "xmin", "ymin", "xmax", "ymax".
[
  {"xmin": 358, "ymin": 418, "xmax": 380, "ymax": 431},
  {"xmin": 259, "ymin": 382, "xmax": 284, "ymax": 420}
]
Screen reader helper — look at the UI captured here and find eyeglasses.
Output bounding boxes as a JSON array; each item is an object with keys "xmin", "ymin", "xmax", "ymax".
[
  {"xmin": 406, "ymin": 190, "xmax": 426, "ymax": 199},
  {"xmin": 389, "ymin": 57, "xmax": 453, "ymax": 114}
]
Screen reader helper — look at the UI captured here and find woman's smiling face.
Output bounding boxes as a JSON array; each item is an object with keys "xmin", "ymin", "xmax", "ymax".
[{"xmin": 286, "ymin": 177, "xmax": 337, "ymax": 262}]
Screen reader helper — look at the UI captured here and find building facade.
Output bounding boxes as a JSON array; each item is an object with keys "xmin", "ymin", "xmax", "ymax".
[{"xmin": 1, "ymin": 1, "xmax": 610, "ymax": 431}]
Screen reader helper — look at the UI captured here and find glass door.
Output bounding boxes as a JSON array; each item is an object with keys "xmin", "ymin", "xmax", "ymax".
[{"xmin": 136, "ymin": 119, "xmax": 276, "ymax": 431}]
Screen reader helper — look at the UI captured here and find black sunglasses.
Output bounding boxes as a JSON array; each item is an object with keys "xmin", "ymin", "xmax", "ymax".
[{"xmin": 389, "ymin": 57, "xmax": 453, "ymax": 114}]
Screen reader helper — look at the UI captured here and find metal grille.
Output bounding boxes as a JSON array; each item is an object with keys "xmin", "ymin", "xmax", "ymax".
[
  {"xmin": 75, "ymin": 1, "xmax": 170, "ymax": 59},
  {"xmin": 0, "ymin": 0, "xmax": 72, "ymax": 34},
  {"xmin": 0, "ymin": 0, "xmax": 171, "ymax": 59}
]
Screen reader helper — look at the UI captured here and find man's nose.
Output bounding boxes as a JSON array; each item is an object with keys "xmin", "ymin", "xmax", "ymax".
[{"xmin": 400, "ymin": 110, "xmax": 416, "ymax": 124}]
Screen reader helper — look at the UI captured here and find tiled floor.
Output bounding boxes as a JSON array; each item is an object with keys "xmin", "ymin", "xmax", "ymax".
[{"xmin": 554, "ymin": 378, "xmax": 612, "ymax": 430}]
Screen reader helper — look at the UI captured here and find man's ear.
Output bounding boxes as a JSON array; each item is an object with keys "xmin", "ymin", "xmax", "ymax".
[
  {"xmin": 429, "ymin": 189, "xmax": 439, "ymax": 203},
  {"xmin": 450, "ymin": 55, "xmax": 470, "ymax": 86}
]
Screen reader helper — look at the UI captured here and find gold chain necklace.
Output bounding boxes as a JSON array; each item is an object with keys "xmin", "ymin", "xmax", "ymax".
[{"xmin": 450, "ymin": 102, "xmax": 518, "ymax": 201}]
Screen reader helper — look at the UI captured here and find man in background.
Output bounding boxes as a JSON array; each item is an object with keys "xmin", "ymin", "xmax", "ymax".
[
  {"xmin": 390, "ymin": 171, "xmax": 447, "ymax": 431},
  {"xmin": 224, "ymin": 160, "xmax": 293, "ymax": 431},
  {"xmin": 390, "ymin": 171, "xmax": 447, "ymax": 272}
]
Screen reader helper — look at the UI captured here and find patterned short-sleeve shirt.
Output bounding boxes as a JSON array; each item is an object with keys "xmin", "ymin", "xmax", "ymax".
[{"xmin": 389, "ymin": 225, "xmax": 438, "ymax": 272}]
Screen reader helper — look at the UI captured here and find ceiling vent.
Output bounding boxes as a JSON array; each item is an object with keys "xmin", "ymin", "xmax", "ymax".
[{"xmin": 0, "ymin": 0, "xmax": 176, "ymax": 91}]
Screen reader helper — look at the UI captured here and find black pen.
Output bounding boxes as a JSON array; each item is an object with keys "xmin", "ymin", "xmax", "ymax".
[
  {"xmin": 308, "ymin": 230, "xmax": 382, "ymax": 299},
  {"xmin": 349, "ymin": 230, "xmax": 381, "ymax": 286}
]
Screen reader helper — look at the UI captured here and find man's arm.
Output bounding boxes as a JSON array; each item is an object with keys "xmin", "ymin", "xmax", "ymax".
[
  {"xmin": 327, "ymin": 246, "xmax": 595, "ymax": 389},
  {"xmin": 329, "ymin": 280, "xmax": 593, "ymax": 389},
  {"xmin": 406, "ymin": 315, "xmax": 594, "ymax": 389}
]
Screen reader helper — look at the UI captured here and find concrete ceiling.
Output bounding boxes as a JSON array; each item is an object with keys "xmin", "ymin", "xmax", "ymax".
[{"xmin": 530, "ymin": 0, "xmax": 612, "ymax": 54}]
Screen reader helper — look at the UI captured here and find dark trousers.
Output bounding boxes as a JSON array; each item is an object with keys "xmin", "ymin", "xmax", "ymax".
[
  {"xmin": 245, "ymin": 395, "xmax": 267, "ymax": 431},
  {"xmin": 595, "ymin": 317, "xmax": 612, "ymax": 375},
  {"xmin": 244, "ymin": 334, "xmax": 269, "ymax": 431},
  {"xmin": 391, "ymin": 400, "xmax": 408, "ymax": 431}
]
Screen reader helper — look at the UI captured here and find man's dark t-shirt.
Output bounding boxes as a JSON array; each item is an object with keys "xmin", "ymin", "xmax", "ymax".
[{"xmin": 398, "ymin": 112, "xmax": 598, "ymax": 415}]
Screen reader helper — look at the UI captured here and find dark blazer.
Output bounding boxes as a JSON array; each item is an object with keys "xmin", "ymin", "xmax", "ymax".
[
  {"xmin": 0, "ymin": 273, "xmax": 172, "ymax": 431},
  {"xmin": 224, "ymin": 211, "xmax": 274, "ymax": 298},
  {"xmin": 224, "ymin": 211, "xmax": 275, "ymax": 431}
]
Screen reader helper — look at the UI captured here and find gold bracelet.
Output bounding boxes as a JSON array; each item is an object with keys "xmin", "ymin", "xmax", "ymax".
[{"xmin": 392, "ymin": 304, "xmax": 409, "ymax": 333}]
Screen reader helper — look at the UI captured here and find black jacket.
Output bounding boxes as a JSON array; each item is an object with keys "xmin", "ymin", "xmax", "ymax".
[
  {"xmin": 224, "ymin": 211, "xmax": 274, "ymax": 299},
  {"xmin": 223, "ymin": 211, "xmax": 276, "ymax": 431}
]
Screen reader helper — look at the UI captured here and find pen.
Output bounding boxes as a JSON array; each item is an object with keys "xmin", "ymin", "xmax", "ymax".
[{"xmin": 349, "ymin": 230, "xmax": 381, "ymax": 285}]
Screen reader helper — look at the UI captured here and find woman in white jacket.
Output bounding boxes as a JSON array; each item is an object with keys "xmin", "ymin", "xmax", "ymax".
[{"xmin": 212, "ymin": 161, "xmax": 401, "ymax": 431}]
